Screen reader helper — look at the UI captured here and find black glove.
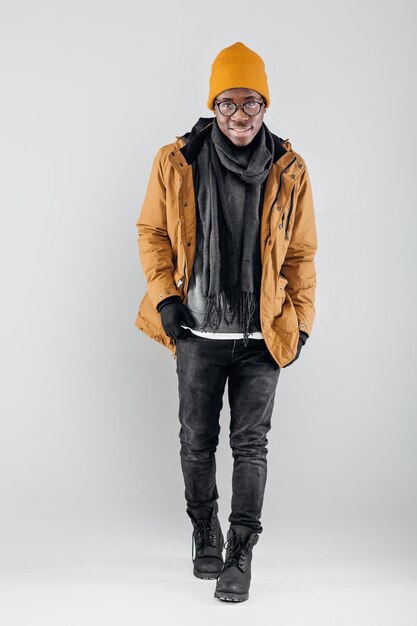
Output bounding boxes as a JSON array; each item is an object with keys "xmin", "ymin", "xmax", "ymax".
[
  {"xmin": 158, "ymin": 297, "xmax": 196, "ymax": 341},
  {"xmin": 283, "ymin": 330, "xmax": 309, "ymax": 368}
]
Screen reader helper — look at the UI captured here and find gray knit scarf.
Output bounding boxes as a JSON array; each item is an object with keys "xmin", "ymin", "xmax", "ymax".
[{"xmin": 195, "ymin": 117, "xmax": 275, "ymax": 345}]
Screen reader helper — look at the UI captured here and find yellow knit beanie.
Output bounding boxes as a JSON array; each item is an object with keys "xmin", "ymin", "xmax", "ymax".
[{"xmin": 207, "ymin": 41, "xmax": 270, "ymax": 111}]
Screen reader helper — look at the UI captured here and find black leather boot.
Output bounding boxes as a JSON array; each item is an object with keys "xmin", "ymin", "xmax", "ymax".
[
  {"xmin": 214, "ymin": 524, "xmax": 259, "ymax": 602},
  {"xmin": 186, "ymin": 501, "xmax": 224, "ymax": 580}
]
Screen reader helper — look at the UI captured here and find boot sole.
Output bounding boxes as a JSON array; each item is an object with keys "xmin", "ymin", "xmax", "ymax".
[
  {"xmin": 214, "ymin": 590, "xmax": 249, "ymax": 602},
  {"xmin": 193, "ymin": 567, "xmax": 223, "ymax": 580}
]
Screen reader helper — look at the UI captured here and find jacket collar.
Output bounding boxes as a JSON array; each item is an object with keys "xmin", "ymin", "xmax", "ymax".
[{"xmin": 176, "ymin": 116, "xmax": 289, "ymax": 165}]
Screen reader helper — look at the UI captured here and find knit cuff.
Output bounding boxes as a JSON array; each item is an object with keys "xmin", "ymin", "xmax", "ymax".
[{"xmin": 299, "ymin": 330, "xmax": 309, "ymax": 345}]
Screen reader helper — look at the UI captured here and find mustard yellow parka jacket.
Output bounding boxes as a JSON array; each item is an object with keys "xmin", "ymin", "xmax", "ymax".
[{"xmin": 135, "ymin": 117, "xmax": 318, "ymax": 368}]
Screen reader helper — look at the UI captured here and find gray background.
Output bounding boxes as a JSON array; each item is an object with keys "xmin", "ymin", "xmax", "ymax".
[{"xmin": 0, "ymin": 0, "xmax": 416, "ymax": 624}]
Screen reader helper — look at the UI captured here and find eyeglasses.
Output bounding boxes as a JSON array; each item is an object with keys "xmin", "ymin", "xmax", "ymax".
[{"xmin": 214, "ymin": 99, "xmax": 265, "ymax": 117}]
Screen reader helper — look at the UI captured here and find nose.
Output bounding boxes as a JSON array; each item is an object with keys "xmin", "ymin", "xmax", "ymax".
[{"xmin": 230, "ymin": 106, "xmax": 249, "ymax": 121}]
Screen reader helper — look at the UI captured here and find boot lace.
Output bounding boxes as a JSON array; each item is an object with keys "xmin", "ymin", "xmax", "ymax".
[
  {"xmin": 191, "ymin": 517, "xmax": 218, "ymax": 560},
  {"xmin": 219, "ymin": 534, "xmax": 249, "ymax": 574}
]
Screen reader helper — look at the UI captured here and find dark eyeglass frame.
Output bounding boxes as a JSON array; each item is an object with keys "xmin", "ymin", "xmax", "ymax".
[{"xmin": 214, "ymin": 99, "xmax": 265, "ymax": 117}]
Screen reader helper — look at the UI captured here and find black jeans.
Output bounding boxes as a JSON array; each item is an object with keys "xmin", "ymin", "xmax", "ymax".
[{"xmin": 175, "ymin": 334, "xmax": 281, "ymax": 534}]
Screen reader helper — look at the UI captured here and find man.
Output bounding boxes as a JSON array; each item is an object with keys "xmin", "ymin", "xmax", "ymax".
[{"xmin": 135, "ymin": 42, "xmax": 318, "ymax": 602}]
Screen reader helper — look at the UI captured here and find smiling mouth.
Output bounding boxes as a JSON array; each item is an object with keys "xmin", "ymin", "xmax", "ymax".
[{"xmin": 230, "ymin": 127, "xmax": 253, "ymax": 133}]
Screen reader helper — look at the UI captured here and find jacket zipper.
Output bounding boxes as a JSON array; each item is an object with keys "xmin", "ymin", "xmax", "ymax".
[
  {"xmin": 285, "ymin": 184, "xmax": 296, "ymax": 240},
  {"xmin": 266, "ymin": 156, "xmax": 296, "ymax": 245}
]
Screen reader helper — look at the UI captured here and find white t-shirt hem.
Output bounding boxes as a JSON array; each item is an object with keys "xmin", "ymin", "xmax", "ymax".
[{"xmin": 180, "ymin": 325, "xmax": 264, "ymax": 340}]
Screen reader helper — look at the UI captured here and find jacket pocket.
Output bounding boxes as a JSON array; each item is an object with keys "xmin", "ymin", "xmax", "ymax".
[
  {"xmin": 271, "ymin": 274, "xmax": 299, "ymax": 361},
  {"xmin": 273, "ymin": 273, "xmax": 288, "ymax": 317}
]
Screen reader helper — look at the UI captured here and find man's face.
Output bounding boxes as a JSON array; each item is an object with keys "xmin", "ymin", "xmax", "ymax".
[{"xmin": 213, "ymin": 88, "xmax": 266, "ymax": 147}]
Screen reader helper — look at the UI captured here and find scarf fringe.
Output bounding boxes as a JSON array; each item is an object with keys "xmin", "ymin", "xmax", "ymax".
[{"xmin": 200, "ymin": 288, "xmax": 258, "ymax": 347}]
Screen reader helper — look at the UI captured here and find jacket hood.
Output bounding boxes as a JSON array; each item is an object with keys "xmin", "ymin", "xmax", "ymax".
[{"xmin": 176, "ymin": 116, "xmax": 288, "ymax": 165}]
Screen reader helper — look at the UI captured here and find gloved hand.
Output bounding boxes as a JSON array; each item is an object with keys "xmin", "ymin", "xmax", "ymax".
[
  {"xmin": 283, "ymin": 330, "xmax": 309, "ymax": 368},
  {"xmin": 158, "ymin": 298, "xmax": 196, "ymax": 341}
]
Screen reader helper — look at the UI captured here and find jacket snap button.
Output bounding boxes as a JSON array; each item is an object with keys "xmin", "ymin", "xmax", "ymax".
[
  {"xmin": 268, "ymin": 239, "xmax": 272, "ymax": 245},
  {"xmin": 183, "ymin": 202, "xmax": 187, "ymax": 207}
]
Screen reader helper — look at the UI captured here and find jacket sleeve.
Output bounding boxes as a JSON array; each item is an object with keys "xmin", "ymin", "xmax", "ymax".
[
  {"xmin": 136, "ymin": 147, "xmax": 182, "ymax": 310},
  {"xmin": 280, "ymin": 163, "xmax": 318, "ymax": 337}
]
